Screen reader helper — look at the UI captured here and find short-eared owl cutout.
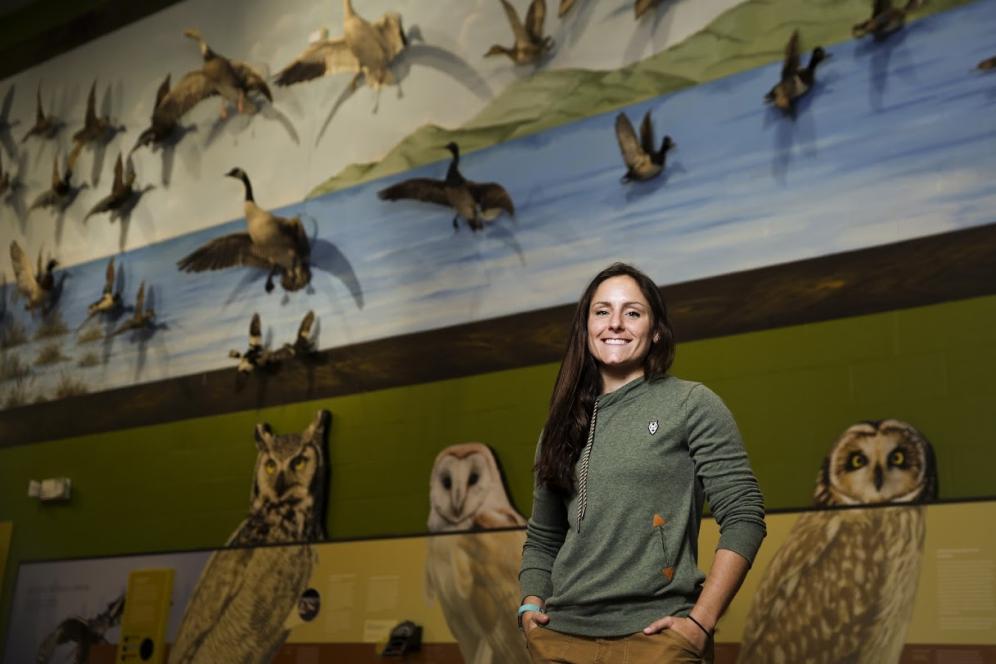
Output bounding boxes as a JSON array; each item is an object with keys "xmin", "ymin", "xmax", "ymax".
[
  {"xmin": 738, "ymin": 419, "xmax": 938, "ymax": 664},
  {"xmin": 426, "ymin": 443, "xmax": 530, "ymax": 664},
  {"xmin": 168, "ymin": 411, "xmax": 330, "ymax": 664}
]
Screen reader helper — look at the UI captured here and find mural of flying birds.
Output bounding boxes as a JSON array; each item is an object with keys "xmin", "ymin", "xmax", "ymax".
[
  {"xmin": 9, "ymin": 240, "xmax": 58, "ymax": 314},
  {"xmin": 764, "ymin": 31, "xmax": 829, "ymax": 116},
  {"xmin": 21, "ymin": 84, "xmax": 62, "ymax": 143},
  {"xmin": 177, "ymin": 168, "xmax": 312, "ymax": 293},
  {"xmin": 378, "ymin": 142, "xmax": 514, "ymax": 232},
  {"xmin": 485, "ymin": 0, "xmax": 554, "ymax": 66},
  {"xmin": 275, "ymin": 0, "xmax": 407, "ymax": 90},
  {"xmin": 615, "ymin": 111, "xmax": 674, "ymax": 182}
]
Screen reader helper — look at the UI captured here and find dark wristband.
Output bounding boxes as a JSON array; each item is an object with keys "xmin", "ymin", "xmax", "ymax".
[{"xmin": 687, "ymin": 613, "xmax": 712, "ymax": 638}]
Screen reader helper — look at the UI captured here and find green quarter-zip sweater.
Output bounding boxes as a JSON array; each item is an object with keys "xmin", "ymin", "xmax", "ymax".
[{"xmin": 519, "ymin": 375, "xmax": 766, "ymax": 637}]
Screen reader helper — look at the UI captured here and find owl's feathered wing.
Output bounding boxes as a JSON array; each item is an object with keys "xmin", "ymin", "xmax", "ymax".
[
  {"xmin": 168, "ymin": 542, "xmax": 314, "ymax": 664},
  {"xmin": 738, "ymin": 507, "xmax": 923, "ymax": 664},
  {"xmin": 426, "ymin": 526, "xmax": 529, "ymax": 664}
]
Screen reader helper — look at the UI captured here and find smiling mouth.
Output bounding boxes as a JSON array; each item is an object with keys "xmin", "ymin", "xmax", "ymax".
[{"xmin": 602, "ymin": 338, "xmax": 631, "ymax": 345}]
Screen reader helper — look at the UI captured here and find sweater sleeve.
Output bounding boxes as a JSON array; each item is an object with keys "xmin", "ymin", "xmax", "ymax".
[
  {"xmin": 684, "ymin": 384, "xmax": 767, "ymax": 565},
  {"xmin": 518, "ymin": 435, "xmax": 569, "ymax": 601}
]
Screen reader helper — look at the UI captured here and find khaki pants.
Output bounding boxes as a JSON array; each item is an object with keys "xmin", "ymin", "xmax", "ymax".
[{"xmin": 524, "ymin": 626, "xmax": 714, "ymax": 664}]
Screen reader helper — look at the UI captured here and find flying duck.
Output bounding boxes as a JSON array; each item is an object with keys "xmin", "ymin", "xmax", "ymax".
[
  {"xmin": 85, "ymin": 153, "xmax": 151, "ymax": 221},
  {"xmin": 558, "ymin": 0, "xmax": 577, "ymax": 17},
  {"xmin": 615, "ymin": 111, "xmax": 674, "ymax": 182},
  {"xmin": 229, "ymin": 312, "xmax": 271, "ymax": 373},
  {"xmin": 71, "ymin": 81, "xmax": 125, "ymax": 155},
  {"xmin": 77, "ymin": 257, "xmax": 123, "ymax": 329},
  {"xmin": 177, "ymin": 168, "xmax": 312, "ymax": 293},
  {"xmin": 853, "ymin": 0, "xmax": 923, "ymax": 40},
  {"xmin": 29, "ymin": 151, "xmax": 83, "ymax": 212},
  {"xmin": 275, "ymin": 310, "xmax": 318, "ymax": 360},
  {"xmin": 978, "ymin": 56, "xmax": 996, "ymax": 71},
  {"xmin": 275, "ymin": 0, "xmax": 407, "ymax": 90},
  {"xmin": 9, "ymin": 241, "xmax": 57, "ymax": 313},
  {"xmin": 378, "ymin": 142, "xmax": 515, "ymax": 231},
  {"xmin": 765, "ymin": 31, "xmax": 829, "ymax": 116},
  {"xmin": 485, "ymin": 0, "xmax": 554, "ymax": 66},
  {"xmin": 183, "ymin": 28, "xmax": 272, "ymax": 116},
  {"xmin": 110, "ymin": 281, "xmax": 155, "ymax": 336},
  {"xmin": 21, "ymin": 84, "xmax": 62, "ymax": 143}
]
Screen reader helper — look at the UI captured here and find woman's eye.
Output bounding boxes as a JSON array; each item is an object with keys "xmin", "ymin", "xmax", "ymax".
[{"xmin": 626, "ymin": 311, "xmax": 641, "ymax": 318}]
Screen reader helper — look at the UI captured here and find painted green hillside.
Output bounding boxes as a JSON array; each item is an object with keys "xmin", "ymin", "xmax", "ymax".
[{"xmin": 308, "ymin": 0, "xmax": 974, "ymax": 198}]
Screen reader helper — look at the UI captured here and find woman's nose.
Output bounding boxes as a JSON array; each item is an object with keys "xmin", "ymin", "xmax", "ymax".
[{"xmin": 609, "ymin": 310, "xmax": 624, "ymax": 329}]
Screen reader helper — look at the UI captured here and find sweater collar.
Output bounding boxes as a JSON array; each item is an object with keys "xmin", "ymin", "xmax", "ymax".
[{"xmin": 597, "ymin": 374, "xmax": 648, "ymax": 408}]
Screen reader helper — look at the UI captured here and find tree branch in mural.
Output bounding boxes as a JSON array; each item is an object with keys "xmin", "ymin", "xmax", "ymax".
[
  {"xmin": 21, "ymin": 84, "xmax": 62, "ymax": 144},
  {"xmin": 177, "ymin": 168, "xmax": 312, "ymax": 294},
  {"xmin": 615, "ymin": 111, "xmax": 674, "ymax": 183},
  {"xmin": 485, "ymin": 0, "xmax": 555, "ymax": 66},
  {"xmin": 168, "ymin": 410, "xmax": 330, "ymax": 664},
  {"xmin": 764, "ymin": 31, "xmax": 830, "ymax": 118},
  {"xmin": 737, "ymin": 419, "xmax": 938, "ymax": 664},
  {"xmin": 36, "ymin": 592, "xmax": 125, "ymax": 664},
  {"xmin": 9, "ymin": 241, "xmax": 62, "ymax": 316},
  {"xmin": 426, "ymin": 443, "xmax": 530, "ymax": 664},
  {"xmin": 378, "ymin": 142, "xmax": 515, "ymax": 232},
  {"xmin": 853, "ymin": 0, "xmax": 925, "ymax": 41},
  {"xmin": 229, "ymin": 310, "xmax": 318, "ymax": 375}
]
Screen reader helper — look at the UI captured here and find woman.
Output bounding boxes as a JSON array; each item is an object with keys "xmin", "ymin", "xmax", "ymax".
[{"xmin": 518, "ymin": 263, "xmax": 766, "ymax": 664}]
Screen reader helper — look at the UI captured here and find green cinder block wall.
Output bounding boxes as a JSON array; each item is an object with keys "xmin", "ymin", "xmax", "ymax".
[{"xmin": 2, "ymin": 294, "xmax": 996, "ymax": 648}]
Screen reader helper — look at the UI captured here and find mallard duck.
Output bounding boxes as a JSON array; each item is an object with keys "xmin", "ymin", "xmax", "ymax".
[
  {"xmin": 9, "ymin": 241, "xmax": 57, "ymax": 313},
  {"xmin": 177, "ymin": 168, "xmax": 312, "ymax": 293},
  {"xmin": 77, "ymin": 257, "xmax": 123, "ymax": 329},
  {"xmin": 275, "ymin": 1, "xmax": 407, "ymax": 90},
  {"xmin": 71, "ymin": 81, "xmax": 125, "ymax": 154},
  {"xmin": 84, "ymin": 153, "xmax": 151, "ymax": 221},
  {"xmin": 765, "ymin": 31, "xmax": 829, "ymax": 116},
  {"xmin": 634, "ymin": 0, "xmax": 662, "ymax": 19},
  {"xmin": 378, "ymin": 142, "xmax": 515, "ymax": 232},
  {"xmin": 229, "ymin": 312, "xmax": 270, "ymax": 373},
  {"xmin": 110, "ymin": 281, "xmax": 155, "ymax": 336},
  {"xmin": 21, "ymin": 84, "xmax": 62, "ymax": 143},
  {"xmin": 29, "ymin": 151, "xmax": 83, "ymax": 212},
  {"xmin": 558, "ymin": 0, "xmax": 577, "ymax": 17},
  {"xmin": 978, "ymin": 56, "xmax": 996, "ymax": 70},
  {"xmin": 615, "ymin": 111, "xmax": 674, "ymax": 182},
  {"xmin": 183, "ymin": 28, "xmax": 272, "ymax": 117},
  {"xmin": 853, "ymin": 0, "xmax": 924, "ymax": 40},
  {"xmin": 279, "ymin": 310, "xmax": 318, "ymax": 359},
  {"xmin": 485, "ymin": 0, "xmax": 554, "ymax": 65}
]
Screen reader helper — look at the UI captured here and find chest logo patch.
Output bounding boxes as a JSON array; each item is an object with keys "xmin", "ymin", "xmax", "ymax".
[{"xmin": 648, "ymin": 419, "xmax": 659, "ymax": 435}]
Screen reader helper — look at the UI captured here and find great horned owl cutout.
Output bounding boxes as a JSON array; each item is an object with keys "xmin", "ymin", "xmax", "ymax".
[
  {"xmin": 738, "ymin": 419, "xmax": 938, "ymax": 664},
  {"xmin": 426, "ymin": 442, "xmax": 530, "ymax": 664},
  {"xmin": 168, "ymin": 410, "xmax": 330, "ymax": 664}
]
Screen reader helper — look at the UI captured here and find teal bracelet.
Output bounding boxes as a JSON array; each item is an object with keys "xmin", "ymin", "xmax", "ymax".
[{"xmin": 517, "ymin": 603, "xmax": 545, "ymax": 629}]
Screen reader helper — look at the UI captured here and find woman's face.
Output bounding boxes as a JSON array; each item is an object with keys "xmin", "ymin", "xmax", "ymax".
[{"xmin": 586, "ymin": 275, "xmax": 656, "ymax": 376}]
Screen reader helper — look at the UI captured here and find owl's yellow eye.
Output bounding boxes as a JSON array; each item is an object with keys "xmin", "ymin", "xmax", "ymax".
[
  {"xmin": 292, "ymin": 456, "xmax": 307, "ymax": 471},
  {"xmin": 264, "ymin": 459, "xmax": 277, "ymax": 475},
  {"xmin": 847, "ymin": 452, "xmax": 867, "ymax": 470},
  {"xmin": 889, "ymin": 450, "xmax": 906, "ymax": 467}
]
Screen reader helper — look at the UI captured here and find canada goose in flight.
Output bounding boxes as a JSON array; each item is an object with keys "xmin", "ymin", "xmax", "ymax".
[
  {"xmin": 29, "ymin": 151, "xmax": 84, "ymax": 212},
  {"xmin": 853, "ymin": 0, "xmax": 923, "ymax": 40},
  {"xmin": 765, "ymin": 31, "xmax": 829, "ymax": 116},
  {"xmin": 9, "ymin": 241, "xmax": 57, "ymax": 313},
  {"xmin": 558, "ymin": 0, "xmax": 577, "ymax": 17},
  {"xmin": 378, "ymin": 142, "xmax": 515, "ymax": 232},
  {"xmin": 77, "ymin": 257, "xmax": 123, "ymax": 329},
  {"xmin": 184, "ymin": 28, "xmax": 272, "ymax": 115},
  {"xmin": 634, "ymin": 0, "xmax": 662, "ymax": 19},
  {"xmin": 85, "ymin": 153, "xmax": 151, "ymax": 221},
  {"xmin": 110, "ymin": 281, "xmax": 155, "ymax": 336},
  {"xmin": 21, "ymin": 84, "xmax": 62, "ymax": 143},
  {"xmin": 71, "ymin": 81, "xmax": 125, "ymax": 155},
  {"xmin": 229, "ymin": 312, "xmax": 270, "ymax": 373},
  {"xmin": 177, "ymin": 168, "xmax": 312, "ymax": 293},
  {"xmin": 485, "ymin": 0, "xmax": 554, "ymax": 66},
  {"xmin": 275, "ymin": 0, "xmax": 408, "ymax": 90},
  {"xmin": 615, "ymin": 111, "xmax": 674, "ymax": 182}
]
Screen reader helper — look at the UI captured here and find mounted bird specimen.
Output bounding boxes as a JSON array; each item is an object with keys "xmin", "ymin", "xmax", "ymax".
[
  {"xmin": 36, "ymin": 593, "xmax": 125, "ymax": 664},
  {"xmin": 853, "ymin": 0, "xmax": 924, "ymax": 40},
  {"xmin": 29, "ymin": 151, "xmax": 84, "ymax": 213},
  {"xmin": 764, "ymin": 31, "xmax": 829, "ymax": 117},
  {"xmin": 615, "ymin": 111, "xmax": 674, "ymax": 183},
  {"xmin": 70, "ymin": 81, "xmax": 124, "ymax": 157},
  {"xmin": 634, "ymin": 0, "xmax": 662, "ymax": 19},
  {"xmin": 21, "ymin": 84, "xmax": 62, "ymax": 143},
  {"xmin": 110, "ymin": 281, "xmax": 156, "ymax": 336},
  {"xmin": 85, "ymin": 153, "xmax": 151, "ymax": 222},
  {"xmin": 273, "ymin": 310, "xmax": 318, "ymax": 361},
  {"xmin": 378, "ymin": 142, "xmax": 514, "ymax": 232},
  {"xmin": 183, "ymin": 28, "xmax": 272, "ymax": 116},
  {"xmin": 485, "ymin": 0, "xmax": 554, "ymax": 66},
  {"xmin": 275, "ymin": 0, "xmax": 408, "ymax": 91},
  {"xmin": 9, "ymin": 241, "xmax": 58, "ymax": 314},
  {"xmin": 978, "ymin": 56, "xmax": 996, "ymax": 70},
  {"xmin": 177, "ymin": 168, "xmax": 312, "ymax": 293},
  {"xmin": 558, "ymin": 0, "xmax": 577, "ymax": 17},
  {"xmin": 229, "ymin": 312, "xmax": 272, "ymax": 374},
  {"xmin": 132, "ymin": 74, "xmax": 185, "ymax": 152},
  {"xmin": 0, "ymin": 150, "xmax": 10, "ymax": 197},
  {"xmin": 77, "ymin": 257, "xmax": 123, "ymax": 330}
]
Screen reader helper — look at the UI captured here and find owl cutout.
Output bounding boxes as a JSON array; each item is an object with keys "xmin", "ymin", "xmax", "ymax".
[
  {"xmin": 737, "ymin": 419, "xmax": 939, "ymax": 664},
  {"xmin": 649, "ymin": 419, "xmax": 659, "ymax": 435},
  {"xmin": 168, "ymin": 411, "xmax": 330, "ymax": 664},
  {"xmin": 426, "ymin": 443, "xmax": 529, "ymax": 664}
]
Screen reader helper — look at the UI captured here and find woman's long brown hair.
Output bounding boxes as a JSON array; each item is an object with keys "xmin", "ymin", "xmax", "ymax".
[{"xmin": 535, "ymin": 263, "xmax": 676, "ymax": 494}]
